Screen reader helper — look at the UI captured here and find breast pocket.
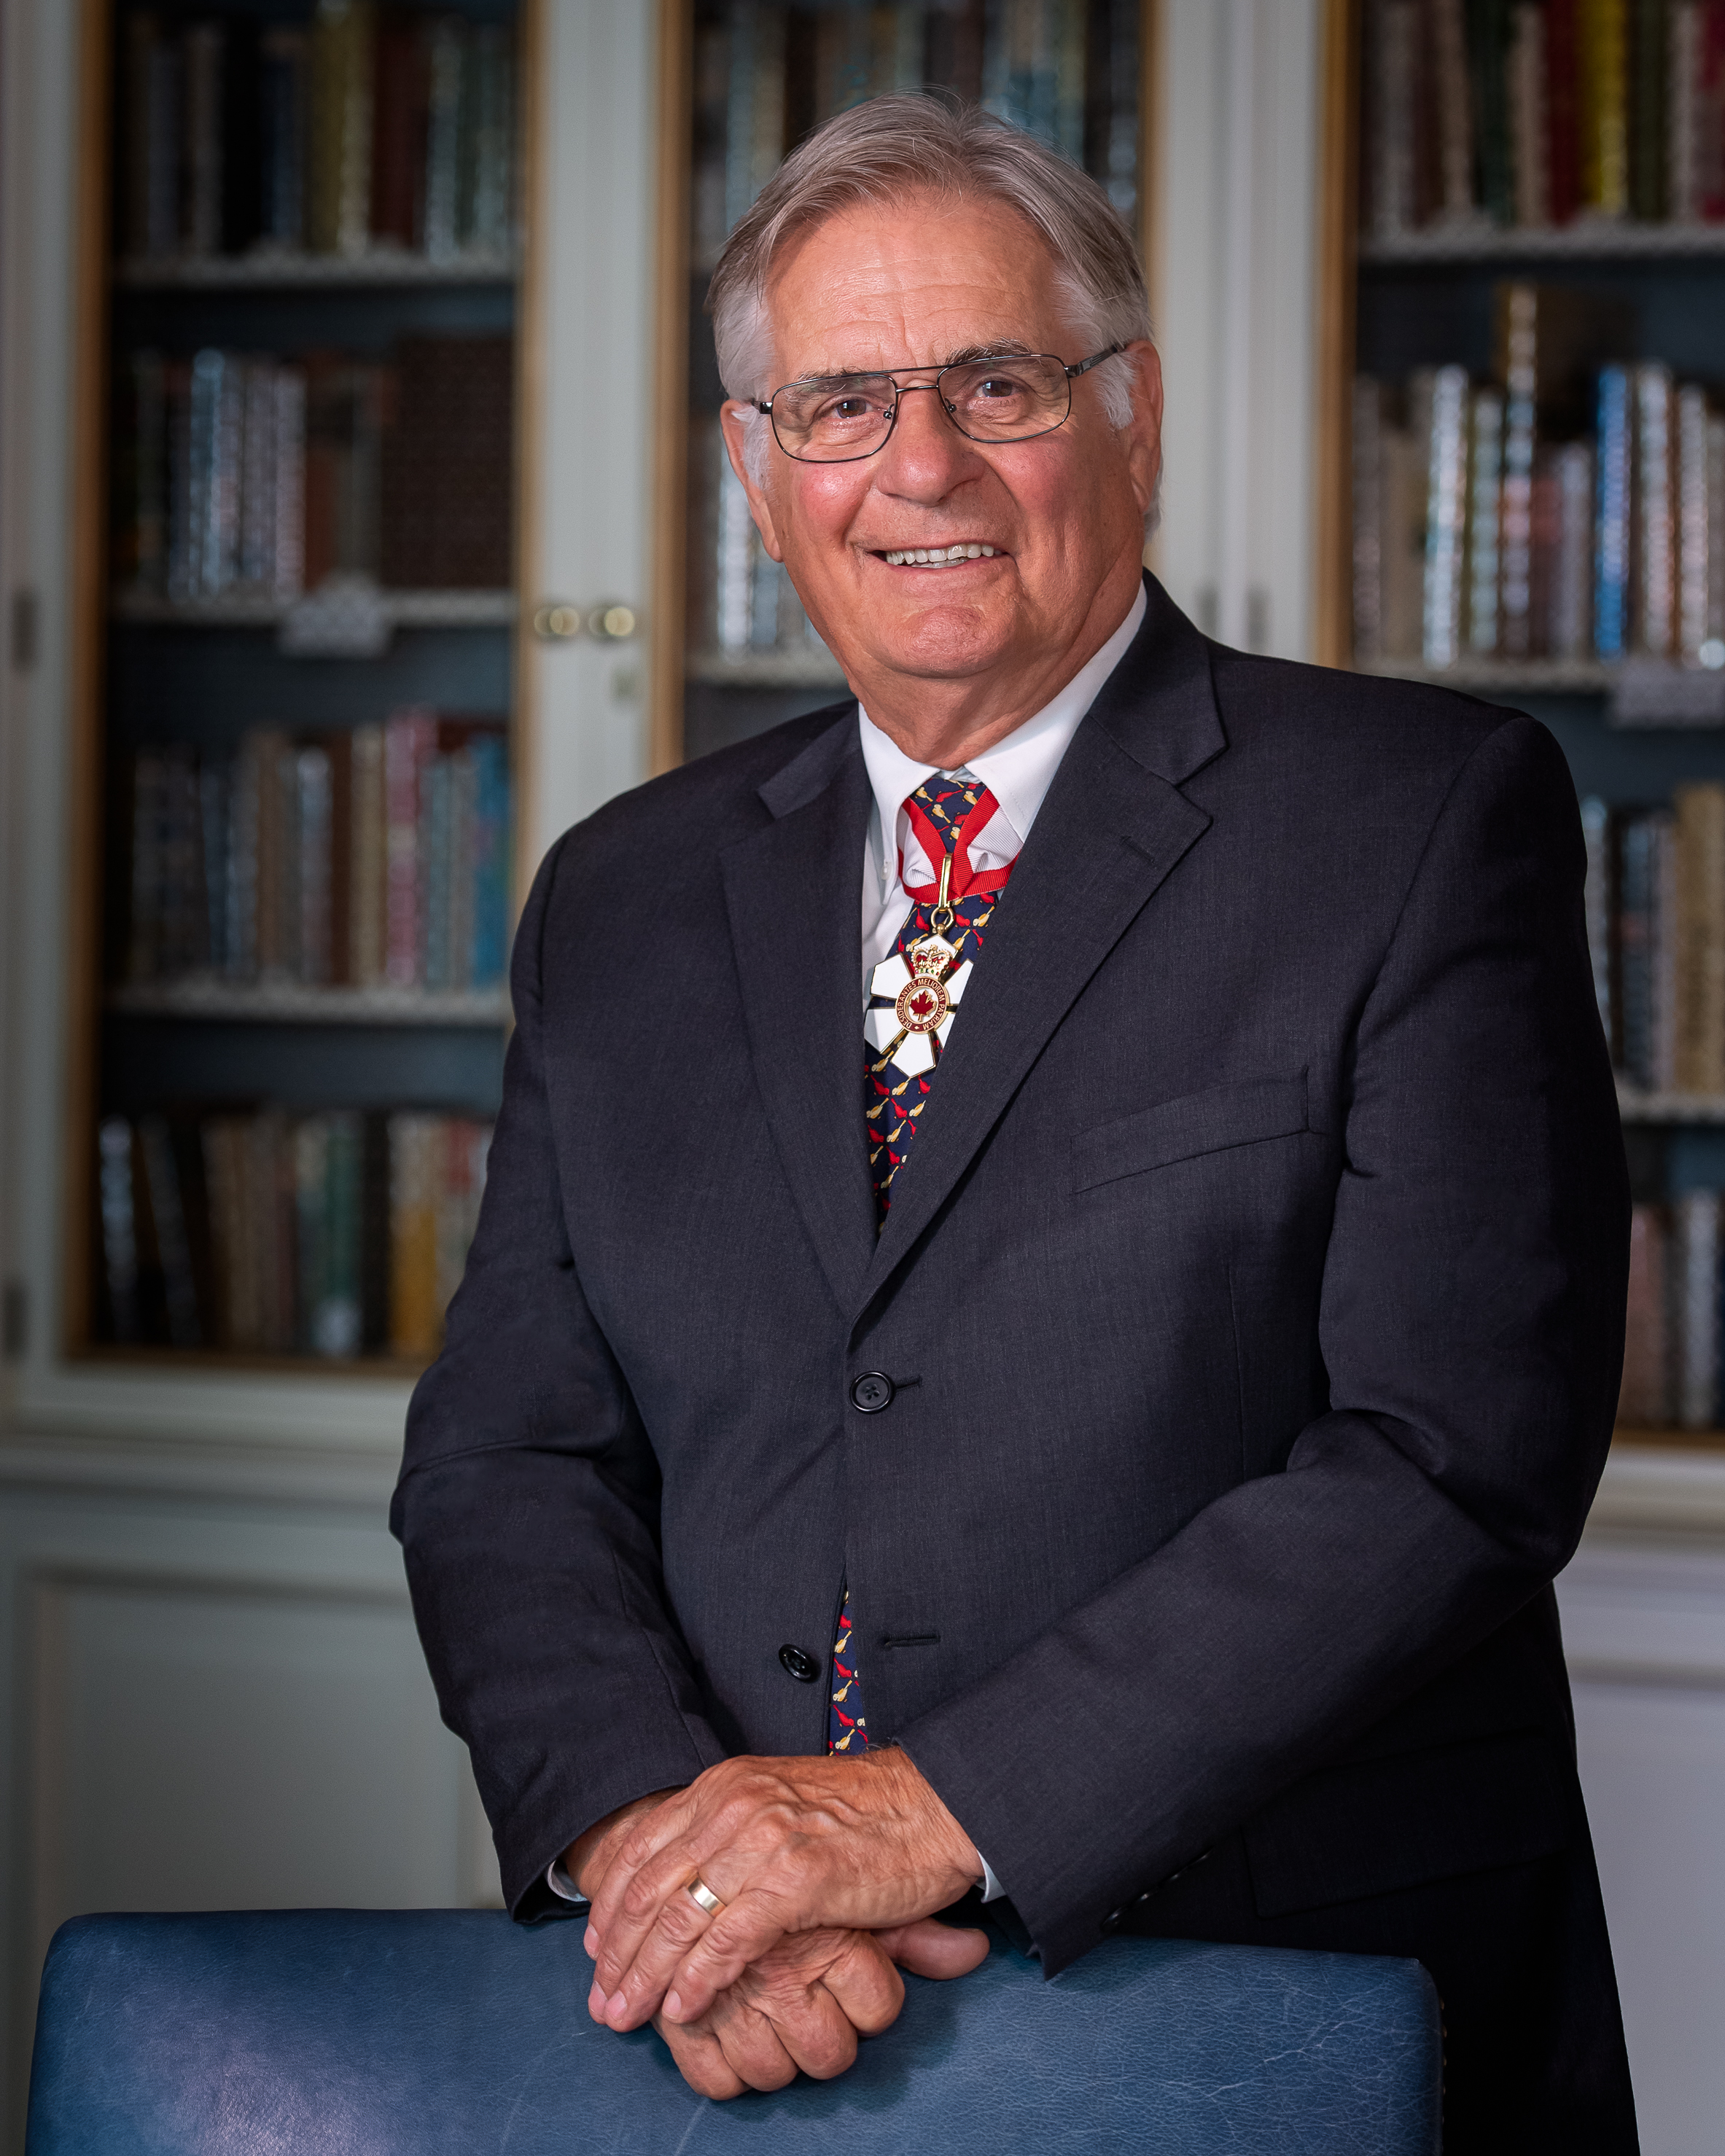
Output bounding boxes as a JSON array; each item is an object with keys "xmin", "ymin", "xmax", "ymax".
[{"xmin": 1072, "ymin": 1074, "xmax": 1310, "ymax": 1195}]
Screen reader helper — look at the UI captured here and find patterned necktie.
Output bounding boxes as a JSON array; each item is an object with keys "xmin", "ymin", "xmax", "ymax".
[
  {"xmin": 833, "ymin": 773, "xmax": 1016, "ymax": 1755},
  {"xmin": 862, "ymin": 773, "xmax": 1013, "ymax": 1221}
]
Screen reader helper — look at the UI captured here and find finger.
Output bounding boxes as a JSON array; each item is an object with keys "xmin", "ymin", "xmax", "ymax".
[
  {"xmin": 592, "ymin": 1832, "xmax": 732, "ymax": 2007},
  {"xmin": 759, "ymin": 1983, "xmax": 860, "ymax": 2082},
  {"xmin": 662, "ymin": 1889, "xmax": 803, "ymax": 2025},
  {"xmin": 585, "ymin": 1794, "xmax": 709, "ymax": 1977},
  {"xmin": 875, "ymin": 1916, "xmax": 991, "ymax": 1981},
  {"xmin": 654, "ymin": 2011, "xmax": 747, "ymax": 2102},
  {"xmin": 812, "ymin": 1932, "xmax": 906, "ymax": 2039},
  {"xmin": 704, "ymin": 1993, "xmax": 800, "ymax": 2094},
  {"xmin": 600, "ymin": 1879, "xmax": 726, "ymax": 2032}
]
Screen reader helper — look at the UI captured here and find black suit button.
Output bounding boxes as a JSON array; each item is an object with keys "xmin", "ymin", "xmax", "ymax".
[
  {"xmin": 850, "ymin": 1372, "xmax": 895, "ymax": 1413},
  {"xmin": 779, "ymin": 1644, "xmax": 819, "ymax": 1682}
]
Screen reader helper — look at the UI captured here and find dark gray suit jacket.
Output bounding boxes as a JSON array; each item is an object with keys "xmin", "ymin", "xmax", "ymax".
[{"xmin": 394, "ymin": 579, "xmax": 1627, "ymax": 2006}]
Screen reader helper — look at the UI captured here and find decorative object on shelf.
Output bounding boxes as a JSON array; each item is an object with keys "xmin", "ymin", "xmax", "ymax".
[
  {"xmin": 120, "ymin": 0, "xmax": 518, "ymax": 275},
  {"xmin": 95, "ymin": 1104, "xmax": 491, "ymax": 1361},
  {"xmin": 1621, "ymin": 1193, "xmax": 1725, "ymax": 1432}
]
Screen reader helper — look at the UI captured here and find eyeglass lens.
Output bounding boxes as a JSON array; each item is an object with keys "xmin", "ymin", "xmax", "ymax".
[{"xmin": 771, "ymin": 354, "xmax": 1073, "ymax": 461}]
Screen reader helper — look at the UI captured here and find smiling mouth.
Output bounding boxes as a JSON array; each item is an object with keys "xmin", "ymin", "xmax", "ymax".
[{"xmin": 876, "ymin": 543, "xmax": 1003, "ymax": 568}]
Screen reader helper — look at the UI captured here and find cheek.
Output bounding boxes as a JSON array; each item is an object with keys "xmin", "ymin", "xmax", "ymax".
[{"xmin": 783, "ymin": 469, "xmax": 872, "ymax": 550}]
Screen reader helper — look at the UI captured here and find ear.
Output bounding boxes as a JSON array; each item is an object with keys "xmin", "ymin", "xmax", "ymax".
[
  {"xmin": 719, "ymin": 402, "xmax": 786, "ymax": 563},
  {"xmin": 1118, "ymin": 340, "xmax": 1164, "ymax": 523}
]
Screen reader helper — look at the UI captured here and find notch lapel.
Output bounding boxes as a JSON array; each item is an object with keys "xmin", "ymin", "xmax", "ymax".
[
  {"xmin": 722, "ymin": 718, "xmax": 879, "ymax": 1313},
  {"xmin": 860, "ymin": 582, "xmax": 1227, "ymax": 1305}
]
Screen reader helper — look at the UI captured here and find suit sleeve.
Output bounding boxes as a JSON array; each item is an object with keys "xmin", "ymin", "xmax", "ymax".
[
  {"xmin": 390, "ymin": 834, "xmax": 728, "ymax": 1919},
  {"xmin": 895, "ymin": 714, "xmax": 1630, "ymax": 1973}
]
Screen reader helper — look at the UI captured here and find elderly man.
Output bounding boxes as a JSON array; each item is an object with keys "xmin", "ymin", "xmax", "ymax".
[{"xmin": 393, "ymin": 96, "xmax": 1635, "ymax": 2154}]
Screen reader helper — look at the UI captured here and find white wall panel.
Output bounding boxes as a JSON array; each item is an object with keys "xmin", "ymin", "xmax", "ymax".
[
  {"xmin": 1152, "ymin": 0, "xmax": 1320, "ymax": 661},
  {"xmin": 1561, "ymin": 1536, "xmax": 1725, "ymax": 2156}
]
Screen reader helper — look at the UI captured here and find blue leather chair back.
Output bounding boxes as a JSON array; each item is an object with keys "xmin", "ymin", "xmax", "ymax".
[{"xmin": 27, "ymin": 1910, "xmax": 1441, "ymax": 2154}]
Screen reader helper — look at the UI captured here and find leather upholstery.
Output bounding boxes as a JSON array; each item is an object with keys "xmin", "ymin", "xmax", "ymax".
[{"xmin": 27, "ymin": 1910, "xmax": 1441, "ymax": 2154}]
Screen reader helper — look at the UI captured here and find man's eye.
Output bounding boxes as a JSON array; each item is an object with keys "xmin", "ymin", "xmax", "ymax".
[{"xmin": 976, "ymin": 375, "xmax": 1027, "ymax": 399}]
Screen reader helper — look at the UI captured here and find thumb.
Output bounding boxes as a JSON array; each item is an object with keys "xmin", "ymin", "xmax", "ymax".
[{"xmin": 874, "ymin": 1915, "xmax": 990, "ymax": 1981}]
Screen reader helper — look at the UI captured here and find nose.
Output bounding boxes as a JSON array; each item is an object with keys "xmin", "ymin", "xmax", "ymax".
[{"xmin": 874, "ymin": 380, "xmax": 982, "ymax": 500}]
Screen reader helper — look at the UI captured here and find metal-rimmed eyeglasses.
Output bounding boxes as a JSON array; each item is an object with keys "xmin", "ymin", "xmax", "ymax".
[{"xmin": 752, "ymin": 344, "xmax": 1126, "ymax": 464}]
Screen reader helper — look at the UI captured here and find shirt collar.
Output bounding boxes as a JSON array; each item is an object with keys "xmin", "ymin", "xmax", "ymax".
[{"xmin": 857, "ymin": 582, "xmax": 1147, "ymax": 892}]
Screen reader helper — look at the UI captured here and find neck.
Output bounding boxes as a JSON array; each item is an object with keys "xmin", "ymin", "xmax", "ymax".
[{"xmin": 840, "ymin": 560, "xmax": 1142, "ymax": 768}]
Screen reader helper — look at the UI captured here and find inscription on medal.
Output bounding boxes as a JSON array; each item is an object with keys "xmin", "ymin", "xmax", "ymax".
[{"xmin": 895, "ymin": 975, "xmax": 950, "ymax": 1034}]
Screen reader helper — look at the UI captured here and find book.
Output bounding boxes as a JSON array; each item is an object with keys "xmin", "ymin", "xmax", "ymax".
[
  {"xmin": 260, "ymin": 27, "xmax": 311, "ymax": 246},
  {"xmin": 1581, "ymin": 0, "xmax": 1632, "ymax": 213},
  {"xmin": 1432, "ymin": 0, "xmax": 1479, "ymax": 216},
  {"xmin": 98, "ymin": 1117, "xmax": 142, "ymax": 1343},
  {"xmin": 1675, "ymin": 1187, "xmax": 1721, "ymax": 1426},
  {"xmin": 1423, "ymin": 364, "xmax": 1471, "ymax": 664},
  {"xmin": 421, "ymin": 14, "xmax": 465, "ymax": 260},
  {"xmin": 1551, "ymin": 437, "xmax": 1597, "ymax": 654},
  {"xmin": 1464, "ymin": 385, "xmax": 1506, "ymax": 652},
  {"xmin": 1620, "ymin": 1202, "xmax": 1671, "ymax": 1421},
  {"xmin": 1632, "ymin": 0, "xmax": 1672, "ymax": 216},
  {"xmin": 463, "ymin": 25, "xmax": 518, "ymax": 254},
  {"xmin": 1673, "ymin": 781, "xmax": 1725, "ymax": 1092},
  {"xmin": 371, "ymin": 12, "xmax": 428, "ymax": 251},
  {"xmin": 378, "ymin": 336, "xmax": 513, "ymax": 588},
  {"xmin": 1371, "ymin": 1, "xmax": 1422, "ymax": 236},
  {"xmin": 1509, "ymin": 2, "xmax": 1551, "ymax": 222},
  {"xmin": 1498, "ymin": 288, "xmax": 1538, "ymax": 653},
  {"xmin": 1595, "ymin": 364, "xmax": 1634, "ymax": 658},
  {"xmin": 1678, "ymin": 381, "xmax": 1713, "ymax": 656},
  {"xmin": 1635, "ymin": 361, "xmax": 1678, "ymax": 654},
  {"xmin": 384, "ymin": 707, "xmax": 437, "ymax": 986},
  {"xmin": 389, "ymin": 1112, "xmax": 441, "ymax": 1356},
  {"xmin": 308, "ymin": 0, "xmax": 375, "ymax": 257},
  {"xmin": 349, "ymin": 722, "xmax": 386, "ymax": 985},
  {"xmin": 1469, "ymin": 0, "xmax": 1516, "ymax": 222},
  {"xmin": 1549, "ymin": 0, "xmax": 1586, "ymax": 219},
  {"xmin": 139, "ymin": 1113, "xmax": 201, "ymax": 1347}
]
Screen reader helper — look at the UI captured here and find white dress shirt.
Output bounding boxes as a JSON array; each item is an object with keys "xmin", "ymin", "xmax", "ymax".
[{"xmin": 547, "ymin": 585, "xmax": 1149, "ymax": 1915}]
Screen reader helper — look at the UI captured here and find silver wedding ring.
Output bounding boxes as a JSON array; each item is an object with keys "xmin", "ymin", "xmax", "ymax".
[{"xmin": 685, "ymin": 1876, "xmax": 725, "ymax": 1915}]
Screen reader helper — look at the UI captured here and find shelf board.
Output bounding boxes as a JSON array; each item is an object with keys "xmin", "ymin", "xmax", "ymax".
[
  {"xmin": 686, "ymin": 649, "xmax": 848, "ymax": 688},
  {"xmin": 75, "ymin": 1342, "xmax": 431, "ymax": 1379},
  {"xmin": 1359, "ymin": 219, "xmax": 1725, "ymax": 265},
  {"xmin": 112, "ymin": 588, "xmax": 517, "ymax": 629},
  {"xmin": 107, "ymin": 982, "xmax": 510, "ymax": 1026},
  {"xmin": 1362, "ymin": 655, "xmax": 1614, "ymax": 692},
  {"xmin": 1614, "ymin": 1425, "xmax": 1725, "ymax": 1450},
  {"xmin": 1616, "ymin": 1087, "xmax": 1725, "ymax": 1123},
  {"xmin": 113, "ymin": 247, "xmax": 521, "ymax": 290}
]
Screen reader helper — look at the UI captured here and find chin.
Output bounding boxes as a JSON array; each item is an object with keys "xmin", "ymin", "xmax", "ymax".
[{"xmin": 865, "ymin": 601, "xmax": 1016, "ymax": 679}]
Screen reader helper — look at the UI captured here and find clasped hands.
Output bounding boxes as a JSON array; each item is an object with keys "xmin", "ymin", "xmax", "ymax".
[{"xmin": 566, "ymin": 1746, "xmax": 991, "ymax": 2099}]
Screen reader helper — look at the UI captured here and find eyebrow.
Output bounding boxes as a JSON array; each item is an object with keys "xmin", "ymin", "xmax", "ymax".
[{"xmin": 784, "ymin": 341, "xmax": 1039, "ymax": 391}]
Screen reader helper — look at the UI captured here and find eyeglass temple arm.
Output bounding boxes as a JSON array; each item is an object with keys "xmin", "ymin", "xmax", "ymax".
[{"xmin": 1065, "ymin": 343, "xmax": 1127, "ymax": 381}]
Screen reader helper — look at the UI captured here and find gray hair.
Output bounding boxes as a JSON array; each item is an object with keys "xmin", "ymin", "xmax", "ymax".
[{"xmin": 708, "ymin": 95, "xmax": 1153, "ymax": 483}]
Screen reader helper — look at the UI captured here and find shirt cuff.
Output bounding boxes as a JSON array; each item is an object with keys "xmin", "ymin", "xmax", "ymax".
[
  {"xmin": 977, "ymin": 1848, "xmax": 1004, "ymax": 1903},
  {"xmin": 546, "ymin": 1858, "xmax": 588, "ymax": 1907}
]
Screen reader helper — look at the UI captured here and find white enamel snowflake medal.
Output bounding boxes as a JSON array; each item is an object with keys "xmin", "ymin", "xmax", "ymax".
[{"xmin": 864, "ymin": 936, "xmax": 974, "ymax": 1079}]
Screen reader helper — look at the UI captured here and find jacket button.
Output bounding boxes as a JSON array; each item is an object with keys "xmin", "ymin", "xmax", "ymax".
[
  {"xmin": 850, "ymin": 1372, "xmax": 895, "ymax": 1413},
  {"xmin": 779, "ymin": 1644, "xmax": 819, "ymax": 1682}
]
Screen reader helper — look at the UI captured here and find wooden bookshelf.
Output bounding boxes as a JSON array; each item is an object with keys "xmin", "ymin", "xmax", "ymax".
[
  {"xmin": 66, "ymin": 0, "xmax": 535, "ymax": 1372},
  {"xmin": 1320, "ymin": 2, "xmax": 1725, "ymax": 1456}
]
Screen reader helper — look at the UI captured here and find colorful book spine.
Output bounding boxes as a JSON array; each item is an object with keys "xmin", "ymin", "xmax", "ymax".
[
  {"xmin": 1581, "ymin": 0, "xmax": 1632, "ymax": 213},
  {"xmin": 1465, "ymin": 386, "xmax": 1506, "ymax": 651},
  {"xmin": 1676, "ymin": 1188, "xmax": 1721, "ymax": 1426},
  {"xmin": 1595, "ymin": 364, "xmax": 1633, "ymax": 657},
  {"xmin": 1619, "ymin": 1202, "xmax": 1671, "ymax": 1422},
  {"xmin": 384, "ymin": 707, "xmax": 436, "ymax": 987},
  {"xmin": 1636, "ymin": 362, "xmax": 1678, "ymax": 654},
  {"xmin": 1509, "ymin": 2, "xmax": 1551, "ymax": 223},
  {"xmin": 1422, "ymin": 365, "xmax": 1472, "ymax": 665},
  {"xmin": 1673, "ymin": 781, "xmax": 1725, "ymax": 1093},
  {"xmin": 1678, "ymin": 381, "xmax": 1713, "ymax": 656}
]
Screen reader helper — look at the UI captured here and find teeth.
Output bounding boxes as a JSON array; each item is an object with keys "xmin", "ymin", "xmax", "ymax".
[{"xmin": 882, "ymin": 544, "xmax": 998, "ymax": 566}]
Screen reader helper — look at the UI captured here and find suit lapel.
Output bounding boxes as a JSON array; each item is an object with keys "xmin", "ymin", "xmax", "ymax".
[
  {"xmin": 860, "ymin": 581, "xmax": 1227, "ymax": 1303},
  {"xmin": 722, "ymin": 717, "xmax": 879, "ymax": 1313}
]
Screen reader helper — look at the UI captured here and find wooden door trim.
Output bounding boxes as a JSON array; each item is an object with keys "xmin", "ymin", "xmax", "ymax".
[{"xmin": 1312, "ymin": 0, "xmax": 1360, "ymax": 668}]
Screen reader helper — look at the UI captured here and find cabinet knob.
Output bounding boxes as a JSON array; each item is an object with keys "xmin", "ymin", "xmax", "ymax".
[
  {"xmin": 532, "ymin": 602, "xmax": 583, "ymax": 641},
  {"xmin": 588, "ymin": 602, "xmax": 638, "ymax": 641}
]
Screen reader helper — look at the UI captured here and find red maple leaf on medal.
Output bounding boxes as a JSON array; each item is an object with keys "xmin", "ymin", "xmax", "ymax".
[{"xmin": 863, "ymin": 946, "xmax": 976, "ymax": 1078}]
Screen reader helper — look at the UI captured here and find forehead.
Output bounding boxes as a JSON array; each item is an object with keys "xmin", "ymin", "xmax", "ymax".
[{"xmin": 763, "ymin": 192, "xmax": 1072, "ymax": 381}]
